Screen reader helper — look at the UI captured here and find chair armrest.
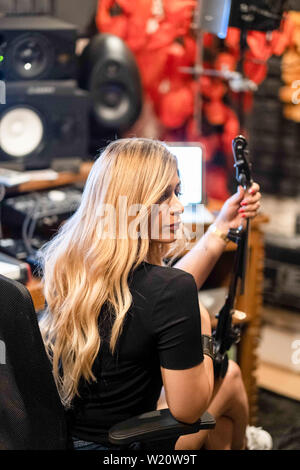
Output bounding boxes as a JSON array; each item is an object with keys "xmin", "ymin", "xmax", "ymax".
[{"xmin": 108, "ymin": 408, "xmax": 216, "ymax": 447}]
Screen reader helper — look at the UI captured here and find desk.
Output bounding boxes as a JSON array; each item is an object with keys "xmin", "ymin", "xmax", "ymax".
[{"xmin": 20, "ymin": 163, "xmax": 268, "ymax": 424}]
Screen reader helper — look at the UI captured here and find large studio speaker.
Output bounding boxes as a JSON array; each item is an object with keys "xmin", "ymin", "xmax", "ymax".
[
  {"xmin": 79, "ymin": 34, "xmax": 142, "ymax": 138},
  {"xmin": 0, "ymin": 81, "xmax": 89, "ymax": 171},
  {"xmin": 0, "ymin": 15, "xmax": 77, "ymax": 81}
]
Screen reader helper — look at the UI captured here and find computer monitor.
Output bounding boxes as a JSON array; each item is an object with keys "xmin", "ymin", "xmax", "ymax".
[
  {"xmin": 166, "ymin": 143, "xmax": 203, "ymax": 206},
  {"xmin": 166, "ymin": 142, "xmax": 213, "ymax": 230}
]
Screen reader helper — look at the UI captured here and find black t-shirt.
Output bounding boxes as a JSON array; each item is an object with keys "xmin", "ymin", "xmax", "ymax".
[{"xmin": 67, "ymin": 262, "xmax": 204, "ymax": 444}]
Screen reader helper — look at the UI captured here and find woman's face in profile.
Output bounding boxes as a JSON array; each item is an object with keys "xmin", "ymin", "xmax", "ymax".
[{"xmin": 149, "ymin": 173, "xmax": 184, "ymax": 244}]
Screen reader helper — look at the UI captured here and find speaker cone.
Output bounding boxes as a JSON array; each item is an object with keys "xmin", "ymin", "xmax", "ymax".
[
  {"xmin": 93, "ymin": 83, "xmax": 130, "ymax": 125},
  {"xmin": 9, "ymin": 33, "xmax": 54, "ymax": 80},
  {"xmin": 0, "ymin": 106, "xmax": 44, "ymax": 157}
]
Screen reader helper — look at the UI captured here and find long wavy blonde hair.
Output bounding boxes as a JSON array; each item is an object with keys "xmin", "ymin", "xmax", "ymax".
[{"xmin": 39, "ymin": 138, "xmax": 188, "ymax": 408}]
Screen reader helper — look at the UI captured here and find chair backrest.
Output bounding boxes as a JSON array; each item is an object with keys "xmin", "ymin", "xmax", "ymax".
[{"xmin": 0, "ymin": 275, "xmax": 67, "ymax": 449}]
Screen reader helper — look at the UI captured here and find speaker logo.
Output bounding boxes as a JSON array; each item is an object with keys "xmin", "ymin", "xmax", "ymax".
[
  {"xmin": 0, "ymin": 81, "xmax": 6, "ymax": 104},
  {"xmin": 28, "ymin": 85, "xmax": 55, "ymax": 95}
]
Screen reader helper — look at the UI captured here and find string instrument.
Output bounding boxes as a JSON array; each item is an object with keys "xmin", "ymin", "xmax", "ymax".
[{"xmin": 213, "ymin": 135, "xmax": 253, "ymax": 379}]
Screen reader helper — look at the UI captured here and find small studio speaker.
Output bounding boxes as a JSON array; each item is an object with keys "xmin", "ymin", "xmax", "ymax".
[
  {"xmin": 0, "ymin": 15, "xmax": 77, "ymax": 81},
  {"xmin": 79, "ymin": 34, "xmax": 142, "ymax": 137},
  {"xmin": 0, "ymin": 81, "xmax": 89, "ymax": 171}
]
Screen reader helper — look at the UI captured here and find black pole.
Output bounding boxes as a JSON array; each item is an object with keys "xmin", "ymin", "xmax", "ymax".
[{"xmin": 237, "ymin": 26, "xmax": 248, "ymax": 133}]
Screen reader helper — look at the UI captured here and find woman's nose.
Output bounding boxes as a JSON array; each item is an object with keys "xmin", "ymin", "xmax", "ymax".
[{"xmin": 170, "ymin": 195, "xmax": 184, "ymax": 215}]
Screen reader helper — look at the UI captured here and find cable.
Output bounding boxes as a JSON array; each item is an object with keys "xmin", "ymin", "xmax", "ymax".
[
  {"xmin": 28, "ymin": 215, "xmax": 38, "ymax": 244},
  {"xmin": 22, "ymin": 192, "xmax": 41, "ymax": 255}
]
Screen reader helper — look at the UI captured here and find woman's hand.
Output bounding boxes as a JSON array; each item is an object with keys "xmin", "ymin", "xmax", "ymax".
[{"xmin": 214, "ymin": 182, "xmax": 261, "ymax": 234}]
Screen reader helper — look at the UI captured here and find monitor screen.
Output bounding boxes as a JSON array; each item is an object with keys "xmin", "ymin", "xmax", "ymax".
[{"xmin": 166, "ymin": 144, "xmax": 203, "ymax": 206}]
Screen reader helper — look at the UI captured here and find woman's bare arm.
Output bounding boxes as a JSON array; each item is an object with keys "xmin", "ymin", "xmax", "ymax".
[
  {"xmin": 161, "ymin": 297, "xmax": 214, "ymax": 424},
  {"xmin": 174, "ymin": 183, "xmax": 261, "ymax": 289},
  {"xmin": 174, "ymin": 228, "xmax": 227, "ymax": 290}
]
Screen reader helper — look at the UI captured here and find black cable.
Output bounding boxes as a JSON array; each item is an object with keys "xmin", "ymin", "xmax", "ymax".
[{"xmin": 22, "ymin": 192, "xmax": 41, "ymax": 255}]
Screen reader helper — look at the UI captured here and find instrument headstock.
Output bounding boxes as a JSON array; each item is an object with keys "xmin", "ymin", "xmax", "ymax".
[{"xmin": 232, "ymin": 135, "xmax": 252, "ymax": 190}]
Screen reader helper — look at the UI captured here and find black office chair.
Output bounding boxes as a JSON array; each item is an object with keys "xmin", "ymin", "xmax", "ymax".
[
  {"xmin": 0, "ymin": 275, "xmax": 215, "ymax": 450},
  {"xmin": 0, "ymin": 274, "xmax": 67, "ymax": 450},
  {"xmin": 108, "ymin": 409, "xmax": 215, "ymax": 450}
]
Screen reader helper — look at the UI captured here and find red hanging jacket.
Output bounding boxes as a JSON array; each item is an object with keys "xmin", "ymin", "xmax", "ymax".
[{"xmin": 158, "ymin": 84, "xmax": 194, "ymax": 128}]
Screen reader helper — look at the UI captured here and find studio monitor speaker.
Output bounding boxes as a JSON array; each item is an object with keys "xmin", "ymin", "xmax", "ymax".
[
  {"xmin": 79, "ymin": 34, "xmax": 142, "ymax": 136},
  {"xmin": 0, "ymin": 80, "xmax": 89, "ymax": 171},
  {"xmin": 0, "ymin": 15, "xmax": 77, "ymax": 81}
]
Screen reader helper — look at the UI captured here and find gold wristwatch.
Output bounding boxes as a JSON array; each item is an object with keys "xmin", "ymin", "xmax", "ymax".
[{"xmin": 208, "ymin": 223, "xmax": 230, "ymax": 244}]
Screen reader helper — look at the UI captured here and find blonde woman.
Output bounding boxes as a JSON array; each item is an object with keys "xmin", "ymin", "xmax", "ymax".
[{"xmin": 39, "ymin": 138, "xmax": 263, "ymax": 450}]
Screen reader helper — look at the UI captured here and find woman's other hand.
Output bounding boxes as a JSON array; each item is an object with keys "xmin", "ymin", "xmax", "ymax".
[{"xmin": 214, "ymin": 183, "xmax": 261, "ymax": 233}]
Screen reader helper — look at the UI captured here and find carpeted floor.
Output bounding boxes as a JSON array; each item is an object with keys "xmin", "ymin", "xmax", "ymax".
[{"xmin": 257, "ymin": 388, "xmax": 300, "ymax": 450}]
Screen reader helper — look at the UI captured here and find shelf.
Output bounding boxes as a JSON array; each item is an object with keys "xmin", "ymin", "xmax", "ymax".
[{"xmin": 256, "ymin": 361, "xmax": 300, "ymax": 402}]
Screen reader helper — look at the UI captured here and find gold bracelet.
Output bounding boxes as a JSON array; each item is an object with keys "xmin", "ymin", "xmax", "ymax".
[{"xmin": 208, "ymin": 223, "xmax": 230, "ymax": 244}]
